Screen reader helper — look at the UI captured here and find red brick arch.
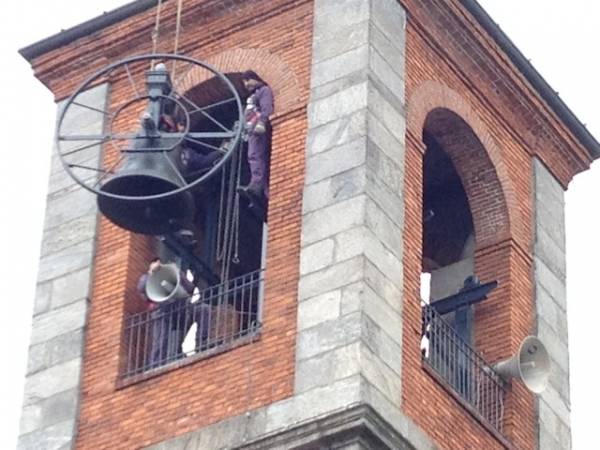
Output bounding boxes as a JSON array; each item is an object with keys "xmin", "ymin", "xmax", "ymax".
[
  {"xmin": 174, "ymin": 48, "xmax": 301, "ymax": 117},
  {"xmin": 408, "ymin": 80, "xmax": 523, "ymax": 248}
]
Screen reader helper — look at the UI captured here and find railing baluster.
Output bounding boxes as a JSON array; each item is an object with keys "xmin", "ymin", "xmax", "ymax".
[
  {"xmin": 422, "ymin": 305, "xmax": 506, "ymax": 435},
  {"xmin": 122, "ymin": 270, "xmax": 264, "ymax": 377}
]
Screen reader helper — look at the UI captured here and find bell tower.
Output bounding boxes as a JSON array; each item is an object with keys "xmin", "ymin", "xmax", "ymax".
[{"xmin": 17, "ymin": 1, "xmax": 597, "ymax": 449}]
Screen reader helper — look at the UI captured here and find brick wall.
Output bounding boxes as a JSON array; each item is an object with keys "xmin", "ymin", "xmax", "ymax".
[
  {"xmin": 23, "ymin": 0, "xmax": 592, "ymax": 448},
  {"xmin": 27, "ymin": 1, "xmax": 313, "ymax": 448},
  {"xmin": 399, "ymin": 0, "xmax": 591, "ymax": 448}
]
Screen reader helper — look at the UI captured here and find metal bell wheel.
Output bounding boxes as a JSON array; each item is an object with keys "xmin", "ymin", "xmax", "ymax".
[{"xmin": 55, "ymin": 54, "xmax": 244, "ymax": 234}]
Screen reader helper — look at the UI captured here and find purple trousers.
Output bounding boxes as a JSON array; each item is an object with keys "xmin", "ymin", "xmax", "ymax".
[{"xmin": 247, "ymin": 131, "xmax": 270, "ymax": 198}]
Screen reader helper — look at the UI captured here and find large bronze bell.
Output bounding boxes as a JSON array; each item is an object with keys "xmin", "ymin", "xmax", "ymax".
[
  {"xmin": 97, "ymin": 138, "xmax": 195, "ymax": 235},
  {"xmin": 97, "ymin": 64, "xmax": 195, "ymax": 235}
]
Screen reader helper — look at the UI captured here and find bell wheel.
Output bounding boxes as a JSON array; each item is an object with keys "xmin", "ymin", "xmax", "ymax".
[{"xmin": 55, "ymin": 53, "xmax": 244, "ymax": 202}]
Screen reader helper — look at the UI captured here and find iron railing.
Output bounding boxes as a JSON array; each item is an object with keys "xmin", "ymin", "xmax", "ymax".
[
  {"xmin": 422, "ymin": 305, "xmax": 506, "ymax": 434},
  {"xmin": 122, "ymin": 270, "xmax": 263, "ymax": 378}
]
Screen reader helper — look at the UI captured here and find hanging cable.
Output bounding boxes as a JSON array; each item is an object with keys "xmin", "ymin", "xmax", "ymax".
[
  {"xmin": 150, "ymin": 0, "xmax": 164, "ymax": 68},
  {"xmin": 171, "ymin": 0, "xmax": 184, "ymax": 78}
]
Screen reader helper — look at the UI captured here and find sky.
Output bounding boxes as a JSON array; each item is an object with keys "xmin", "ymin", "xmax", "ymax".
[{"xmin": 0, "ymin": 0, "xmax": 598, "ymax": 449}]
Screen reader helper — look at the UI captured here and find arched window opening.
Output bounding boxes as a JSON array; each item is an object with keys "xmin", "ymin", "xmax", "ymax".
[
  {"xmin": 422, "ymin": 132, "xmax": 475, "ymax": 341},
  {"xmin": 123, "ymin": 70, "xmax": 273, "ymax": 379},
  {"xmin": 419, "ymin": 110, "xmax": 503, "ymax": 433}
]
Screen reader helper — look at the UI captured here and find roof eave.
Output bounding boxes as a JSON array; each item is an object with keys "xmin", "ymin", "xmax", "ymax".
[
  {"xmin": 462, "ymin": 0, "xmax": 600, "ymax": 160},
  {"xmin": 19, "ymin": 0, "xmax": 165, "ymax": 62}
]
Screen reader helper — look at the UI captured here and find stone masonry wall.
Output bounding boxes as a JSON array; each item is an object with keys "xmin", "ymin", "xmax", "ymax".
[
  {"xmin": 533, "ymin": 158, "xmax": 571, "ymax": 449},
  {"xmin": 21, "ymin": 0, "xmax": 589, "ymax": 448},
  {"xmin": 18, "ymin": 83, "xmax": 108, "ymax": 450}
]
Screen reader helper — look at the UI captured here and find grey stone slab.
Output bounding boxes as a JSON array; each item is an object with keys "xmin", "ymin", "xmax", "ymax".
[
  {"xmin": 43, "ymin": 185, "xmax": 97, "ymax": 232},
  {"xmin": 535, "ymin": 257, "xmax": 567, "ymax": 310},
  {"xmin": 360, "ymin": 380, "xmax": 436, "ymax": 450},
  {"xmin": 23, "ymin": 358, "xmax": 82, "ymax": 406},
  {"xmin": 313, "ymin": 0, "xmax": 370, "ymax": 42},
  {"xmin": 534, "ymin": 158, "xmax": 564, "ymax": 204},
  {"xmin": 152, "ymin": 408, "xmax": 268, "ymax": 450},
  {"xmin": 341, "ymin": 282, "xmax": 366, "ymax": 316},
  {"xmin": 359, "ymin": 342, "xmax": 401, "ymax": 401},
  {"xmin": 537, "ymin": 286, "xmax": 569, "ymax": 342},
  {"xmin": 366, "ymin": 80, "xmax": 406, "ymax": 144},
  {"xmin": 19, "ymin": 402, "xmax": 42, "ymax": 437},
  {"xmin": 369, "ymin": 45, "xmax": 405, "ymax": 105},
  {"xmin": 295, "ymin": 342, "xmax": 361, "ymax": 393},
  {"xmin": 300, "ymin": 238, "xmax": 335, "ymax": 275},
  {"xmin": 51, "ymin": 267, "xmax": 92, "ymax": 309},
  {"xmin": 17, "ymin": 419, "xmax": 75, "ymax": 450},
  {"xmin": 309, "ymin": 82, "xmax": 368, "ymax": 128},
  {"xmin": 312, "ymin": 20, "xmax": 369, "ymax": 63},
  {"xmin": 535, "ymin": 225, "xmax": 566, "ymax": 279},
  {"xmin": 538, "ymin": 319, "xmax": 569, "ymax": 373},
  {"xmin": 334, "ymin": 227, "xmax": 368, "ymax": 264},
  {"xmin": 369, "ymin": 21, "xmax": 405, "ymax": 78},
  {"xmin": 33, "ymin": 282, "xmax": 52, "ymax": 317},
  {"xmin": 334, "ymin": 226, "xmax": 403, "ymax": 286},
  {"xmin": 540, "ymin": 386, "xmax": 571, "ymax": 427},
  {"xmin": 539, "ymin": 400, "xmax": 571, "ymax": 450},
  {"xmin": 47, "ymin": 163, "xmax": 97, "ymax": 197},
  {"xmin": 305, "ymin": 136, "xmax": 367, "ymax": 185},
  {"xmin": 546, "ymin": 357, "xmax": 570, "ymax": 405},
  {"xmin": 57, "ymin": 92, "xmax": 108, "ymax": 142},
  {"xmin": 538, "ymin": 431, "xmax": 561, "ymax": 450},
  {"xmin": 361, "ymin": 289, "xmax": 403, "ymax": 346},
  {"xmin": 310, "ymin": 69, "xmax": 369, "ymax": 103},
  {"xmin": 50, "ymin": 140, "xmax": 102, "ymax": 177},
  {"xmin": 311, "ymin": 45, "xmax": 369, "ymax": 88},
  {"xmin": 298, "ymin": 256, "xmax": 365, "ymax": 301},
  {"xmin": 361, "ymin": 310, "xmax": 402, "ymax": 377},
  {"xmin": 365, "ymin": 169, "xmax": 405, "ymax": 228},
  {"xmin": 364, "ymin": 259, "xmax": 402, "ymax": 310},
  {"xmin": 41, "ymin": 214, "xmax": 97, "ymax": 257},
  {"xmin": 31, "ymin": 319, "xmax": 81, "ymax": 372},
  {"xmin": 302, "ymin": 166, "xmax": 367, "ymax": 214},
  {"xmin": 365, "ymin": 198, "xmax": 403, "ymax": 258},
  {"xmin": 366, "ymin": 109, "xmax": 405, "ymax": 166},
  {"xmin": 536, "ymin": 200, "xmax": 566, "ymax": 251},
  {"xmin": 301, "ymin": 195, "xmax": 366, "ymax": 246},
  {"xmin": 297, "ymin": 289, "xmax": 341, "ymax": 331},
  {"xmin": 29, "ymin": 299, "xmax": 87, "ymax": 346},
  {"xmin": 269, "ymin": 375, "xmax": 363, "ymax": 434},
  {"xmin": 20, "ymin": 389, "xmax": 79, "ymax": 436},
  {"xmin": 306, "ymin": 109, "xmax": 367, "ymax": 156},
  {"xmin": 46, "ymin": 329, "xmax": 85, "ymax": 370},
  {"xmin": 296, "ymin": 312, "xmax": 363, "ymax": 360},
  {"xmin": 27, "ymin": 343, "xmax": 47, "ymax": 376},
  {"xmin": 370, "ymin": 0, "xmax": 407, "ymax": 47},
  {"xmin": 37, "ymin": 239, "xmax": 95, "ymax": 284},
  {"xmin": 366, "ymin": 138, "xmax": 404, "ymax": 194}
]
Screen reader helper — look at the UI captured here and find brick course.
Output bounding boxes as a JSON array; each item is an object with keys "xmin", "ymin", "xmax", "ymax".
[{"xmin": 23, "ymin": 0, "xmax": 592, "ymax": 449}]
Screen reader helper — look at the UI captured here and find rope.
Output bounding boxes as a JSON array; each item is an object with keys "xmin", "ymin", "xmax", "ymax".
[
  {"xmin": 150, "ymin": 0, "xmax": 164, "ymax": 68},
  {"xmin": 171, "ymin": 0, "xmax": 185, "ymax": 78}
]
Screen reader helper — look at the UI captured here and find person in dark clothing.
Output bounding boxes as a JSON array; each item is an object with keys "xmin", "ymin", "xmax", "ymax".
[
  {"xmin": 239, "ymin": 70, "xmax": 274, "ymax": 200},
  {"xmin": 137, "ymin": 258, "xmax": 192, "ymax": 367}
]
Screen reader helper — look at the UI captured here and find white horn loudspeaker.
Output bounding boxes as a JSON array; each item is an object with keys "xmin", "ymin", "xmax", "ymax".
[
  {"xmin": 146, "ymin": 263, "xmax": 191, "ymax": 303},
  {"xmin": 492, "ymin": 336, "xmax": 550, "ymax": 394}
]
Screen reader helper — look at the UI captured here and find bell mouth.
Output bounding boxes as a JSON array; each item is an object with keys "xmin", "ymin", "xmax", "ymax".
[
  {"xmin": 97, "ymin": 174, "xmax": 195, "ymax": 235},
  {"xmin": 101, "ymin": 174, "xmax": 180, "ymax": 198}
]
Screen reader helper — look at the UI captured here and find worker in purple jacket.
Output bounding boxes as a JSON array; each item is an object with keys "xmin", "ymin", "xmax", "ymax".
[{"xmin": 239, "ymin": 70, "xmax": 274, "ymax": 200}]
